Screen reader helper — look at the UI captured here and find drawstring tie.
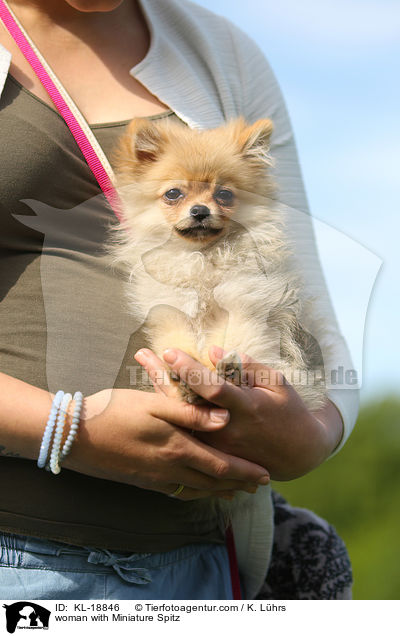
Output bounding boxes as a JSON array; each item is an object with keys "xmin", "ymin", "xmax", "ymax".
[{"xmin": 86, "ymin": 549, "xmax": 152, "ymax": 585}]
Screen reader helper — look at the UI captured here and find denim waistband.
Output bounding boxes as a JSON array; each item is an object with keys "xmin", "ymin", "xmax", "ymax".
[{"xmin": 0, "ymin": 532, "xmax": 225, "ymax": 585}]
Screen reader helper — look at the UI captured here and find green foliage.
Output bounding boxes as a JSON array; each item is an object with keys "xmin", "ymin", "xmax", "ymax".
[{"xmin": 272, "ymin": 396, "xmax": 400, "ymax": 599}]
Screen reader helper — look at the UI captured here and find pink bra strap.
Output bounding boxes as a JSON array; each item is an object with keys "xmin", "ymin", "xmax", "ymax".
[{"xmin": 0, "ymin": 0, "xmax": 123, "ymax": 220}]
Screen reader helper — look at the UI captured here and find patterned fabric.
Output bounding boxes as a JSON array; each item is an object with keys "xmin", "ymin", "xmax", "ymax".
[{"xmin": 257, "ymin": 492, "xmax": 353, "ymax": 600}]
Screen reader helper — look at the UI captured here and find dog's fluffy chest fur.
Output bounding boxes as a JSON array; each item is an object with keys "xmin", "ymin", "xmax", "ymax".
[{"xmin": 113, "ymin": 208, "xmax": 325, "ymax": 412}]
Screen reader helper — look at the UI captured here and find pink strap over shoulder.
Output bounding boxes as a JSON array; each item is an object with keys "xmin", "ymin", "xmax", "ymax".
[{"xmin": 0, "ymin": 0, "xmax": 123, "ymax": 220}]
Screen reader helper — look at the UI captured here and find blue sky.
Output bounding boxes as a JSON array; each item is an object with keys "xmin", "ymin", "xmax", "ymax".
[{"xmin": 196, "ymin": 0, "xmax": 399, "ymax": 404}]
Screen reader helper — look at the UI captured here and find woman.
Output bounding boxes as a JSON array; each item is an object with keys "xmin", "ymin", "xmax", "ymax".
[{"xmin": 0, "ymin": 0, "xmax": 358, "ymax": 599}]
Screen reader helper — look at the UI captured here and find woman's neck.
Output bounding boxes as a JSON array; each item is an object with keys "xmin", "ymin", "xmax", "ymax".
[
  {"xmin": 6, "ymin": 1, "xmax": 136, "ymax": 33},
  {"xmin": 6, "ymin": 0, "xmax": 144, "ymax": 53}
]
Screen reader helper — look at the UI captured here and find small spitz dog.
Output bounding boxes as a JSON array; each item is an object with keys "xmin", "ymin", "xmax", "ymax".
[{"xmin": 109, "ymin": 116, "xmax": 326, "ymax": 413}]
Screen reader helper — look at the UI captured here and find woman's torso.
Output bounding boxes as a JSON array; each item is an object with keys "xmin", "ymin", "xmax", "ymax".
[{"xmin": 0, "ymin": 71, "xmax": 224, "ymax": 551}]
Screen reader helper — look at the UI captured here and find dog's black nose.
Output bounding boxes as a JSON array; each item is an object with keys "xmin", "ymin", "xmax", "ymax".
[{"xmin": 190, "ymin": 205, "xmax": 210, "ymax": 220}]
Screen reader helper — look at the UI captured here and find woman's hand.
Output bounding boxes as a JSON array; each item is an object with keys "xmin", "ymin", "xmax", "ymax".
[
  {"xmin": 62, "ymin": 387, "xmax": 270, "ymax": 500},
  {"xmin": 134, "ymin": 346, "xmax": 344, "ymax": 481}
]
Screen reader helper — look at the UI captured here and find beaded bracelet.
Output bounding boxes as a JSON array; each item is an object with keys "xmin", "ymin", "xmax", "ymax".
[
  {"xmin": 37, "ymin": 390, "xmax": 64, "ymax": 469},
  {"xmin": 48, "ymin": 392, "xmax": 72, "ymax": 475},
  {"xmin": 59, "ymin": 391, "xmax": 83, "ymax": 462}
]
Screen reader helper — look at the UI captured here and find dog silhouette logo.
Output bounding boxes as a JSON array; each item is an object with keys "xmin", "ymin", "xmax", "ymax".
[{"xmin": 2, "ymin": 602, "xmax": 50, "ymax": 633}]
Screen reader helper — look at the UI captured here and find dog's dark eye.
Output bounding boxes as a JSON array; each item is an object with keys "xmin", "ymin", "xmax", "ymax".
[
  {"xmin": 164, "ymin": 188, "xmax": 183, "ymax": 201},
  {"xmin": 215, "ymin": 189, "xmax": 234, "ymax": 206}
]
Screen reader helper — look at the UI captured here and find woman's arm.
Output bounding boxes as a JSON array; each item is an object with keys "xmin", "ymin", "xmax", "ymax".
[
  {"xmin": 0, "ymin": 372, "xmax": 52, "ymax": 460},
  {"xmin": 0, "ymin": 371, "xmax": 269, "ymax": 498}
]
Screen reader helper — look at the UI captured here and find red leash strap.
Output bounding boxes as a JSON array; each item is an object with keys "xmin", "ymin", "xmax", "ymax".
[{"xmin": 225, "ymin": 524, "xmax": 242, "ymax": 599}]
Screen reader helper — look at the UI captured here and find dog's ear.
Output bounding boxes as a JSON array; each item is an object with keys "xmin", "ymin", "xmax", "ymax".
[
  {"xmin": 129, "ymin": 118, "xmax": 166, "ymax": 163},
  {"xmin": 234, "ymin": 117, "xmax": 274, "ymax": 160},
  {"xmin": 112, "ymin": 119, "xmax": 166, "ymax": 177}
]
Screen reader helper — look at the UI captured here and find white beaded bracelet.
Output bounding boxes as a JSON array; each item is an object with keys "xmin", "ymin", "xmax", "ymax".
[
  {"xmin": 37, "ymin": 390, "xmax": 64, "ymax": 469},
  {"xmin": 48, "ymin": 392, "xmax": 72, "ymax": 475},
  {"xmin": 59, "ymin": 391, "xmax": 83, "ymax": 462}
]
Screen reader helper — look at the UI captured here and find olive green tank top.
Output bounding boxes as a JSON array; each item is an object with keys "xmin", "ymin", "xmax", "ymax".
[{"xmin": 0, "ymin": 74, "xmax": 223, "ymax": 551}]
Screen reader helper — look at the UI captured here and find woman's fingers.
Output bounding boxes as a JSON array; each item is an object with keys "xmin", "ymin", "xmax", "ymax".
[
  {"xmin": 169, "ymin": 488, "xmax": 237, "ymax": 502},
  {"xmin": 143, "ymin": 412, "xmax": 269, "ymax": 488},
  {"xmin": 178, "ymin": 434, "xmax": 270, "ymax": 486},
  {"xmin": 135, "ymin": 347, "xmax": 235, "ymax": 405},
  {"xmin": 158, "ymin": 484, "xmax": 237, "ymax": 501},
  {"xmin": 132, "ymin": 456, "xmax": 265, "ymax": 499},
  {"xmin": 162, "ymin": 462, "xmax": 265, "ymax": 493},
  {"xmin": 137, "ymin": 344, "xmax": 285, "ymax": 406},
  {"xmin": 136, "ymin": 349, "xmax": 232, "ymax": 432},
  {"xmin": 150, "ymin": 392, "xmax": 230, "ymax": 432},
  {"xmin": 209, "ymin": 345, "xmax": 289, "ymax": 393},
  {"xmin": 160, "ymin": 348, "xmax": 246, "ymax": 408},
  {"xmin": 134, "ymin": 349, "xmax": 171, "ymax": 396}
]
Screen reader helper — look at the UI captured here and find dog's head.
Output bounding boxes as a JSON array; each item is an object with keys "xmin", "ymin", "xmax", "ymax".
[{"xmin": 113, "ymin": 116, "xmax": 274, "ymax": 246}]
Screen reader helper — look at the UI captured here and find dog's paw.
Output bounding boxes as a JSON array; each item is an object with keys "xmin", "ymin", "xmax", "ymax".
[{"xmin": 215, "ymin": 349, "xmax": 243, "ymax": 386}]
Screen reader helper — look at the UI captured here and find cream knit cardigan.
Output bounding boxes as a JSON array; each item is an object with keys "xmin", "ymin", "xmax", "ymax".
[{"xmin": 0, "ymin": 0, "xmax": 359, "ymax": 599}]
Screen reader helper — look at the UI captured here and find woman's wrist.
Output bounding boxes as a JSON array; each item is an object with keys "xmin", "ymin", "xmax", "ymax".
[{"xmin": 0, "ymin": 373, "xmax": 91, "ymax": 466}]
